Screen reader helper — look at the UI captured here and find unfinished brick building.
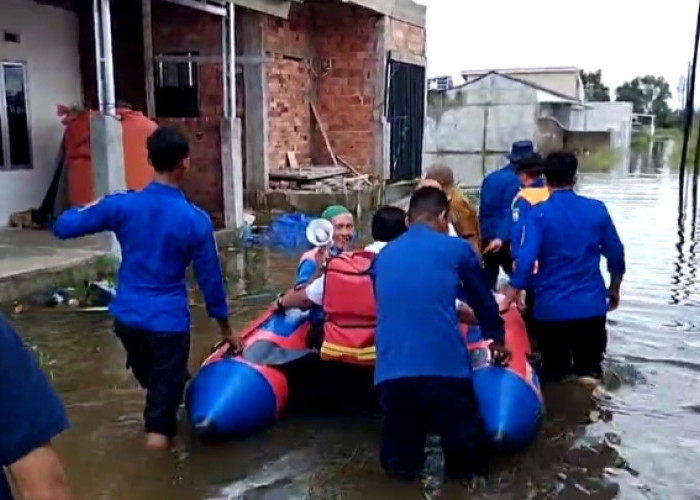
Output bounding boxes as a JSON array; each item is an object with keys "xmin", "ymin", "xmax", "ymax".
[{"xmin": 77, "ymin": 0, "xmax": 427, "ymax": 225}]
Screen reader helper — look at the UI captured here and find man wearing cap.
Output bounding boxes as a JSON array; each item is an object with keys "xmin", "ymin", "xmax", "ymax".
[
  {"xmin": 295, "ymin": 205, "xmax": 354, "ymax": 288},
  {"xmin": 510, "ymin": 152, "xmax": 548, "ymax": 342},
  {"xmin": 479, "ymin": 140, "xmax": 533, "ymax": 289},
  {"xmin": 510, "ymin": 152, "xmax": 548, "ymax": 265}
]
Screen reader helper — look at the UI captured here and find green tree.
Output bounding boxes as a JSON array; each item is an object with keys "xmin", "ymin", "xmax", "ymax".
[
  {"xmin": 580, "ymin": 70, "xmax": 610, "ymax": 102},
  {"xmin": 615, "ymin": 75, "xmax": 673, "ymax": 127}
]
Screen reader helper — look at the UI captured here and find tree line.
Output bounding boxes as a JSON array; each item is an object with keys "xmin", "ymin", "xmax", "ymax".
[{"xmin": 580, "ymin": 70, "xmax": 678, "ymax": 129}]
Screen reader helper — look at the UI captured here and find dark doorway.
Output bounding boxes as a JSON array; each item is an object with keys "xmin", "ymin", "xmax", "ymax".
[{"xmin": 386, "ymin": 59, "xmax": 426, "ymax": 181}]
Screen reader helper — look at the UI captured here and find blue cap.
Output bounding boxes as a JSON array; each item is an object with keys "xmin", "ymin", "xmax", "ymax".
[{"xmin": 507, "ymin": 140, "xmax": 535, "ymax": 163}]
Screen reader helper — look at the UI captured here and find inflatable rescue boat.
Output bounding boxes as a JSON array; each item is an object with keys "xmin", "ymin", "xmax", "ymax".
[{"xmin": 185, "ymin": 300, "xmax": 544, "ymax": 449}]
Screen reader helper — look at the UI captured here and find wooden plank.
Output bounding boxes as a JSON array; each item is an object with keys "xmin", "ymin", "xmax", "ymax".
[
  {"xmin": 141, "ymin": 0, "xmax": 156, "ymax": 118},
  {"xmin": 269, "ymin": 166, "xmax": 347, "ymax": 182},
  {"xmin": 286, "ymin": 151, "xmax": 299, "ymax": 169},
  {"xmin": 309, "ymin": 102, "xmax": 339, "ymax": 168}
]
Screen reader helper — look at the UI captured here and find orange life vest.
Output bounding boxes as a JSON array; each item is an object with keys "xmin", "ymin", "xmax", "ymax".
[{"xmin": 320, "ymin": 251, "xmax": 376, "ymax": 366}]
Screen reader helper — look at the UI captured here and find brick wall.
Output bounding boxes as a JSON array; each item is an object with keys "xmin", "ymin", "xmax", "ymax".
[
  {"xmin": 387, "ymin": 18, "xmax": 426, "ymax": 59},
  {"xmin": 263, "ymin": 8, "xmax": 313, "ymax": 169},
  {"xmin": 311, "ymin": 3, "xmax": 378, "ymax": 171},
  {"xmin": 262, "ymin": 1, "xmax": 380, "ymax": 172},
  {"xmin": 152, "ymin": 0, "xmax": 225, "ymax": 225}
]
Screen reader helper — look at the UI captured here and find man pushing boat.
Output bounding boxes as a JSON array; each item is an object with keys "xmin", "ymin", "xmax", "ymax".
[{"xmin": 52, "ymin": 127, "xmax": 242, "ymax": 450}]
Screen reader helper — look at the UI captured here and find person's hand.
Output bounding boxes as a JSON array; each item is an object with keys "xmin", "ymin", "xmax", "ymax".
[
  {"xmin": 608, "ymin": 287, "xmax": 620, "ymax": 311},
  {"xmin": 457, "ymin": 302, "xmax": 478, "ymax": 324},
  {"xmin": 484, "ymin": 238, "xmax": 503, "ymax": 254},
  {"xmin": 219, "ymin": 321, "xmax": 244, "ymax": 354},
  {"xmin": 516, "ymin": 290, "xmax": 527, "ymax": 312},
  {"xmin": 225, "ymin": 332, "xmax": 245, "ymax": 354},
  {"xmin": 489, "ymin": 343, "xmax": 511, "ymax": 367},
  {"xmin": 274, "ymin": 292, "xmax": 286, "ymax": 311},
  {"xmin": 499, "ymin": 284, "xmax": 519, "ymax": 313},
  {"xmin": 315, "ymin": 246, "xmax": 329, "ymax": 268}
]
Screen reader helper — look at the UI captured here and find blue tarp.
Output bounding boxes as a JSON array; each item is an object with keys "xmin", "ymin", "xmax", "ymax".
[{"xmin": 242, "ymin": 212, "xmax": 316, "ymax": 252}]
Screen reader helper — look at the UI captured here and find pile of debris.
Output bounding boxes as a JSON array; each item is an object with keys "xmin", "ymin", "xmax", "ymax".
[
  {"xmin": 268, "ymin": 102, "xmax": 375, "ymax": 193},
  {"xmin": 269, "ymin": 164, "xmax": 373, "ymax": 193}
]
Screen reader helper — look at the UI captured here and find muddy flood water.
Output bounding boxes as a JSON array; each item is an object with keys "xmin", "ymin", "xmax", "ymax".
[{"xmin": 7, "ymin": 147, "xmax": 700, "ymax": 499}]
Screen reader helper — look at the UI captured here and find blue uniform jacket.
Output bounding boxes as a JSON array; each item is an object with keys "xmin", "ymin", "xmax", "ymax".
[
  {"xmin": 510, "ymin": 190, "xmax": 626, "ymax": 321},
  {"xmin": 479, "ymin": 163, "xmax": 521, "ymax": 241},
  {"xmin": 372, "ymin": 224, "xmax": 505, "ymax": 385},
  {"xmin": 0, "ymin": 313, "xmax": 69, "ymax": 494},
  {"xmin": 52, "ymin": 182, "xmax": 229, "ymax": 333},
  {"xmin": 510, "ymin": 178, "xmax": 545, "ymax": 261}
]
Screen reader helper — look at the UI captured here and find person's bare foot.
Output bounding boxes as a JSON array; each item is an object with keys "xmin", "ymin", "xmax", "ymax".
[{"xmin": 145, "ymin": 433, "xmax": 171, "ymax": 450}]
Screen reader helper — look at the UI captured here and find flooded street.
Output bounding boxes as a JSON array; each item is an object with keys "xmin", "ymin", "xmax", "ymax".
[{"xmin": 7, "ymin": 146, "xmax": 700, "ymax": 499}]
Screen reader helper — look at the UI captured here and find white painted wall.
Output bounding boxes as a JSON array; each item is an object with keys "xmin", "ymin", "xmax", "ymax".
[
  {"xmin": 0, "ymin": 0, "xmax": 82, "ymax": 226},
  {"xmin": 424, "ymin": 73, "xmax": 538, "ymax": 186}
]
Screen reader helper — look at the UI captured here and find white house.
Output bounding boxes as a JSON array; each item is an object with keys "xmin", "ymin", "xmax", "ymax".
[{"xmin": 0, "ymin": 0, "xmax": 82, "ymax": 226}]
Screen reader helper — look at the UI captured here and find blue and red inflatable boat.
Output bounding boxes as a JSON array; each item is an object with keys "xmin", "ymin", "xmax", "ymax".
[{"xmin": 185, "ymin": 299, "xmax": 544, "ymax": 449}]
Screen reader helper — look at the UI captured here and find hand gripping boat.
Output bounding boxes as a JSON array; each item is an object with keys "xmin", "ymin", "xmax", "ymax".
[{"xmin": 185, "ymin": 302, "xmax": 544, "ymax": 449}]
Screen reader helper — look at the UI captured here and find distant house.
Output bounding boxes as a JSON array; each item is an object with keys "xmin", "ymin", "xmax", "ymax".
[
  {"xmin": 424, "ymin": 70, "xmax": 633, "ymax": 185},
  {"xmin": 461, "ymin": 66, "xmax": 585, "ymax": 102}
]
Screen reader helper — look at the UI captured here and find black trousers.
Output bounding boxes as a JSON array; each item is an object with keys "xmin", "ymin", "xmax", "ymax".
[
  {"xmin": 481, "ymin": 238, "xmax": 513, "ymax": 290},
  {"xmin": 378, "ymin": 377, "xmax": 489, "ymax": 481},
  {"xmin": 535, "ymin": 316, "xmax": 607, "ymax": 382},
  {"xmin": 523, "ymin": 290, "xmax": 537, "ymax": 347},
  {"xmin": 114, "ymin": 321, "xmax": 190, "ymax": 438}
]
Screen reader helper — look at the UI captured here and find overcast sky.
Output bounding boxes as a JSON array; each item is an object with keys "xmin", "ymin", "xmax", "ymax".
[{"xmin": 416, "ymin": 0, "xmax": 698, "ymax": 105}]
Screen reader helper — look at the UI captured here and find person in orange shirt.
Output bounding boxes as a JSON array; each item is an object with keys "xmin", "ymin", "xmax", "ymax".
[{"xmin": 424, "ymin": 165, "xmax": 481, "ymax": 257}]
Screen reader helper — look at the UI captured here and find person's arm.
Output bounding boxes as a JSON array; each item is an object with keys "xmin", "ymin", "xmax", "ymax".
[
  {"xmin": 277, "ymin": 275, "xmax": 322, "ymax": 311},
  {"xmin": 504, "ymin": 211, "xmax": 544, "ymax": 305},
  {"xmin": 497, "ymin": 180, "xmax": 521, "ymax": 243},
  {"xmin": 0, "ymin": 314, "xmax": 71, "ymax": 500},
  {"xmin": 510, "ymin": 198, "xmax": 532, "ymax": 264},
  {"xmin": 191, "ymin": 221, "xmax": 234, "ymax": 345},
  {"xmin": 52, "ymin": 192, "xmax": 126, "ymax": 239},
  {"xmin": 600, "ymin": 207, "xmax": 626, "ymax": 311},
  {"xmin": 457, "ymin": 244, "xmax": 505, "ymax": 344},
  {"xmin": 478, "ymin": 174, "xmax": 497, "ymax": 224}
]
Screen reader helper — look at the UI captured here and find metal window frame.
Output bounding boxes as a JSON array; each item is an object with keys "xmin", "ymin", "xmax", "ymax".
[{"xmin": 0, "ymin": 60, "xmax": 33, "ymax": 171}]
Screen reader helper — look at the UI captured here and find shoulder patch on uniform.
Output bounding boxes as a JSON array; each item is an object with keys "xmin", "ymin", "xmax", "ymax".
[{"xmin": 78, "ymin": 190, "xmax": 130, "ymax": 211}]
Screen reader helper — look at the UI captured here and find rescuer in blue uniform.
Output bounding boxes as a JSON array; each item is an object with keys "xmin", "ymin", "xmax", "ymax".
[
  {"xmin": 479, "ymin": 140, "xmax": 533, "ymax": 289},
  {"xmin": 502, "ymin": 152, "xmax": 626, "ymax": 384},
  {"xmin": 510, "ymin": 152, "xmax": 548, "ymax": 342},
  {"xmin": 0, "ymin": 313, "xmax": 71, "ymax": 499},
  {"xmin": 53, "ymin": 127, "xmax": 241, "ymax": 449},
  {"xmin": 372, "ymin": 187, "xmax": 509, "ymax": 482}
]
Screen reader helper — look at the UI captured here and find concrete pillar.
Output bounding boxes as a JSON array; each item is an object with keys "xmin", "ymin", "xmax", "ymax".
[
  {"xmin": 373, "ymin": 16, "xmax": 390, "ymax": 181},
  {"xmin": 92, "ymin": 0, "xmax": 125, "ymax": 256},
  {"xmin": 241, "ymin": 9, "xmax": 269, "ymax": 200},
  {"xmin": 221, "ymin": 2, "xmax": 244, "ymax": 229}
]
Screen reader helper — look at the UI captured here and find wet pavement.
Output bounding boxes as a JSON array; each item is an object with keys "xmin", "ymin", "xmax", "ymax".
[{"xmin": 6, "ymin": 142, "xmax": 700, "ymax": 499}]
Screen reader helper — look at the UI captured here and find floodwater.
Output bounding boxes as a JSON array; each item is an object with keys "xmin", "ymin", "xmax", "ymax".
[{"xmin": 7, "ymin": 141, "xmax": 700, "ymax": 499}]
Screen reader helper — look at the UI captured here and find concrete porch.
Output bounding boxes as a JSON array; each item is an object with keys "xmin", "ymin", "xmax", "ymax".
[{"xmin": 0, "ymin": 230, "xmax": 105, "ymax": 303}]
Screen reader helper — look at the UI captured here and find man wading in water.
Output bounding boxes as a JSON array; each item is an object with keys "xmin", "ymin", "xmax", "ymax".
[{"xmin": 53, "ymin": 127, "xmax": 243, "ymax": 449}]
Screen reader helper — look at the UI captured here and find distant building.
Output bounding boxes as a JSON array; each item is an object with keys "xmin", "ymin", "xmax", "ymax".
[
  {"xmin": 461, "ymin": 66, "xmax": 584, "ymax": 102},
  {"xmin": 424, "ymin": 70, "xmax": 633, "ymax": 185}
]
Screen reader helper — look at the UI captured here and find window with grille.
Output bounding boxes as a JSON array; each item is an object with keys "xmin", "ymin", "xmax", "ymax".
[
  {"xmin": 154, "ymin": 52, "xmax": 200, "ymax": 118},
  {"xmin": 0, "ymin": 62, "xmax": 31, "ymax": 170}
]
